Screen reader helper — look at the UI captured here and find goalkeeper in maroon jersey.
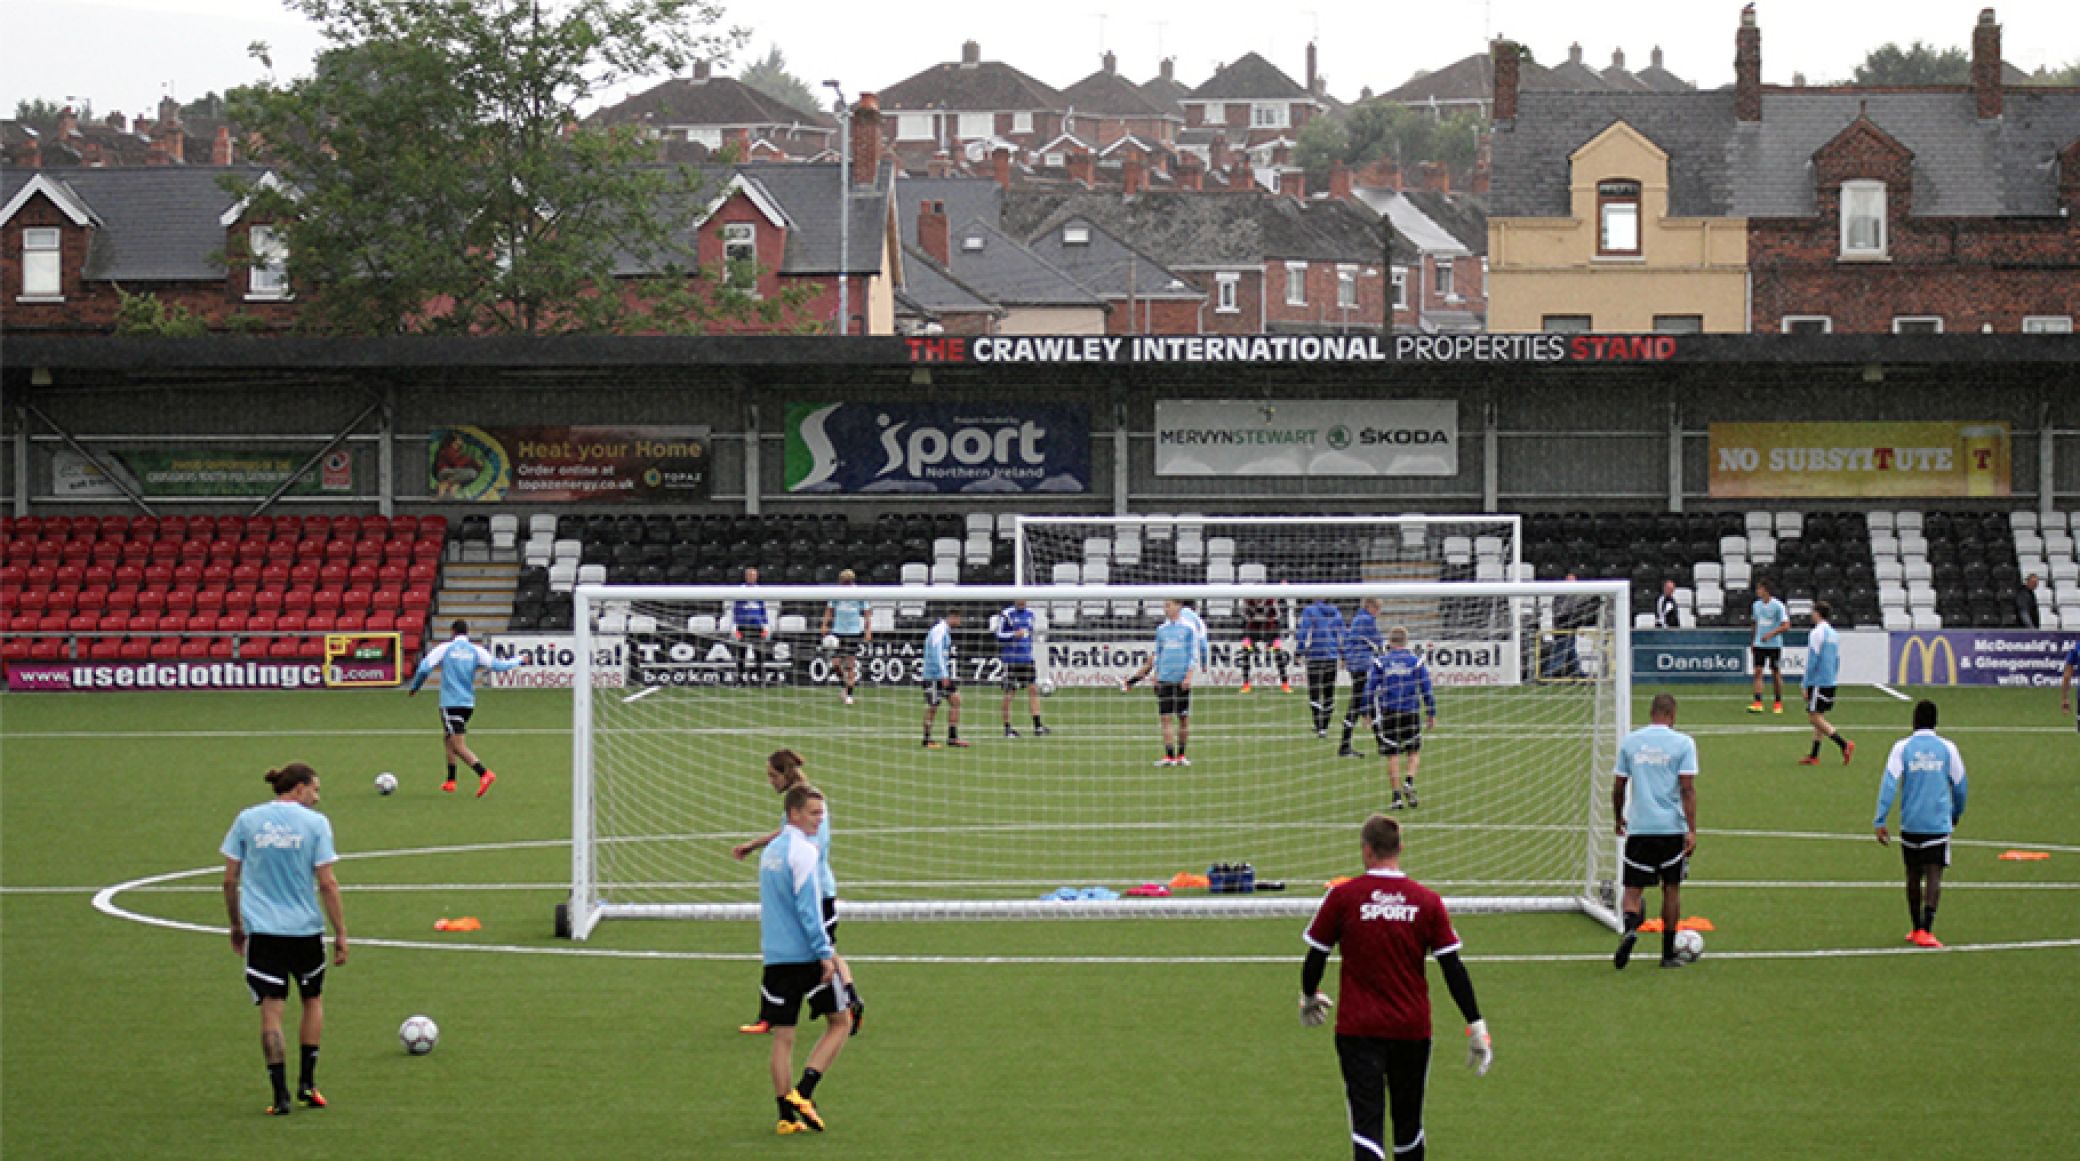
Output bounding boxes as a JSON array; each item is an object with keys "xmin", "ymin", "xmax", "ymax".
[{"xmin": 1238, "ymin": 594, "xmax": 1290, "ymax": 694}]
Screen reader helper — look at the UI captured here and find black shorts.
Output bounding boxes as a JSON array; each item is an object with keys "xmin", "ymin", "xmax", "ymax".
[
  {"xmin": 1900, "ymin": 831, "xmax": 1952, "ymax": 868},
  {"xmin": 440, "ymin": 705, "xmax": 473, "ymax": 735},
  {"xmin": 1804, "ymin": 686, "xmax": 1837, "ymax": 714},
  {"xmin": 758, "ymin": 961, "xmax": 849, "ymax": 1028},
  {"xmin": 923, "ymin": 677, "xmax": 958, "ymax": 707},
  {"xmin": 246, "ymin": 933, "xmax": 326, "ymax": 1003},
  {"xmin": 1622, "ymin": 833, "xmax": 1689, "ymax": 888},
  {"xmin": 1375, "ymin": 711, "xmax": 1423, "ymax": 754},
  {"xmin": 834, "ymin": 634, "xmax": 865, "ymax": 658},
  {"xmin": 1155, "ymin": 681, "xmax": 1191, "ymax": 717},
  {"xmin": 1335, "ymin": 1035, "xmax": 1431, "ymax": 1159},
  {"xmin": 1752, "ymin": 646, "xmax": 1781, "ymax": 671},
  {"xmin": 1001, "ymin": 661, "xmax": 1037, "ymax": 691}
]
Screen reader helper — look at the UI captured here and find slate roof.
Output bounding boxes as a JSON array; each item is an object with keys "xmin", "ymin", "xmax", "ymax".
[
  {"xmin": 1002, "ymin": 188, "xmax": 1405, "ymax": 266},
  {"xmin": 1492, "ymin": 86, "xmax": 2080, "ymax": 220},
  {"xmin": 1020, "ymin": 215, "xmax": 1203, "ymax": 300},
  {"xmin": 895, "ymin": 243, "xmax": 1003, "ymax": 316},
  {"xmin": 878, "ymin": 55, "xmax": 1063, "ymax": 112},
  {"xmin": 1403, "ymin": 190, "xmax": 1488, "ymax": 254},
  {"xmin": 589, "ymin": 76, "xmax": 835, "ymax": 131},
  {"xmin": 1141, "ymin": 71, "xmax": 1193, "ymax": 117},
  {"xmin": 0, "ymin": 166, "xmax": 260, "ymax": 280},
  {"xmin": 1356, "ymin": 189, "xmax": 1470, "ymax": 256},
  {"xmin": 1059, "ymin": 67, "xmax": 1177, "ymax": 120},
  {"xmin": 1187, "ymin": 53, "xmax": 1311, "ymax": 101},
  {"xmin": 891, "ymin": 178, "xmax": 1100, "ymax": 308},
  {"xmin": 671, "ymin": 162, "xmax": 893, "ymax": 275}
]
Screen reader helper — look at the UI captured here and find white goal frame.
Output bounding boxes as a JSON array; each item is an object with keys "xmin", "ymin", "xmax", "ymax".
[{"xmin": 1010, "ymin": 514, "xmax": 1525, "ymax": 586}]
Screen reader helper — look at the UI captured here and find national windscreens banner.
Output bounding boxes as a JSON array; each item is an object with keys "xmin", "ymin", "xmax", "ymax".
[
  {"xmin": 784, "ymin": 403, "xmax": 1089, "ymax": 494},
  {"xmin": 429, "ymin": 426, "xmax": 710, "ymax": 503},
  {"xmin": 1708, "ymin": 422, "xmax": 2010, "ymax": 498},
  {"xmin": 1154, "ymin": 400, "xmax": 1457, "ymax": 476}
]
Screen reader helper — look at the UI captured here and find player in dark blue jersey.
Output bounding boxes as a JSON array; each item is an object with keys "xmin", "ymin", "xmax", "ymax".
[
  {"xmin": 995, "ymin": 600, "xmax": 1050, "ymax": 738},
  {"xmin": 1351, "ymin": 627, "xmax": 1438, "ymax": 811}
]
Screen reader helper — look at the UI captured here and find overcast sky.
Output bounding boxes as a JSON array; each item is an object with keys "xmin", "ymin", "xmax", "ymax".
[{"xmin": 5, "ymin": 0, "xmax": 2075, "ymax": 124}]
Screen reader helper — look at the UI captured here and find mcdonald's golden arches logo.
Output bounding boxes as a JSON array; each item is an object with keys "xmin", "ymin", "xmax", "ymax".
[{"xmin": 1894, "ymin": 635, "xmax": 1958, "ymax": 685}]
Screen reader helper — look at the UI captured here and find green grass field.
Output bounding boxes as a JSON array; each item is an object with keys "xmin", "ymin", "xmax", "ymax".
[{"xmin": 3, "ymin": 683, "xmax": 2076, "ymax": 1159}]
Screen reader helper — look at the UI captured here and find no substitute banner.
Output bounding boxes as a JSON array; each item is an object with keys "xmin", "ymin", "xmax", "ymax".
[
  {"xmin": 785, "ymin": 402, "xmax": 1090, "ymax": 494},
  {"xmin": 903, "ymin": 333, "xmax": 1679, "ymax": 364},
  {"xmin": 53, "ymin": 447, "xmax": 353, "ymax": 499},
  {"xmin": 1889, "ymin": 631, "xmax": 2075, "ymax": 687},
  {"xmin": 429, "ymin": 425, "xmax": 710, "ymax": 503},
  {"xmin": 1155, "ymin": 400, "xmax": 1456, "ymax": 477},
  {"xmin": 1709, "ymin": 422, "xmax": 2010, "ymax": 499}
]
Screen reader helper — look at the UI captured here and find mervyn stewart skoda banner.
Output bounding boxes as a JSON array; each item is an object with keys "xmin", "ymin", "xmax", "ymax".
[
  {"xmin": 785, "ymin": 403, "xmax": 1090, "ymax": 494},
  {"xmin": 1155, "ymin": 400, "xmax": 1456, "ymax": 477}
]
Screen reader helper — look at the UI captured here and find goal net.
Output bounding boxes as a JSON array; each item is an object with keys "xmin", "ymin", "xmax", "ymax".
[{"xmin": 566, "ymin": 577, "xmax": 1625, "ymax": 939}]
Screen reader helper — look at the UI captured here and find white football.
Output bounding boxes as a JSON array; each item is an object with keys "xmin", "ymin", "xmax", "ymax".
[
  {"xmin": 375, "ymin": 772, "xmax": 398, "ymax": 795},
  {"xmin": 821, "ymin": 634, "xmax": 839, "ymax": 651},
  {"xmin": 400, "ymin": 1014, "xmax": 439, "ymax": 1055},
  {"xmin": 1672, "ymin": 928, "xmax": 1705, "ymax": 964},
  {"xmin": 1037, "ymin": 678, "xmax": 1056, "ymax": 696}
]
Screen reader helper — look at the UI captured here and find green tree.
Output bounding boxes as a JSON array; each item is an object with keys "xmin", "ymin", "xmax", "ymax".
[
  {"xmin": 1849, "ymin": 42, "xmax": 1970, "ymax": 85},
  {"xmin": 13, "ymin": 97, "xmax": 92, "ymax": 129},
  {"xmin": 2020, "ymin": 59, "xmax": 2080, "ymax": 85},
  {"xmin": 226, "ymin": 0, "xmax": 820, "ymax": 336},
  {"xmin": 1296, "ymin": 101, "xmax": 1449, "ymax": 185},
  {"xmin": 739, "ymin": 45, "xmax": 823, "ymax": 117},
  {"xmin": 112, "ymin": 289, "xmax": 210, "ymax": 337}
]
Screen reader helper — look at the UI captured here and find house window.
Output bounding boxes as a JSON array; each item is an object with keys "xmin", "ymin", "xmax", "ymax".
[
  {"xmin": 1011, "ymin": 112, "xmax": 1033, "ymax": 134},
  {"xmin": 1542, "ymin": 315, "xmax": 1593, "ymax": 333},
  {"xmin": 1216, "ymin": 272, "xmax": 1239, "ymax": 313},
  {"xmin": 1390, "ymin": 267, "xmax": 1408, "ymax": 310},
  {"xmin": 956, "ymin": 112, "xmax": 992, "ymax": 139},
  {"xmin": 21, "ymin": 227, "xmax": 61, "ymax": 299},
  {"xmin": 1336, "ymin": 265, "xmax": 1358, "ymax": 309},
  {"xmin": 1251, "ymin": 103, "xmax": 1288, "ymax": 129},
  {"xmin": 1596, "ymin": 180, "xmax": 1640, "ymax": 256},
  {"xmin": 1653, "ymin": 315, "xmax": 1704, "ymax": 333},
  {"xmin": 247, "ymin": 225, "xmax": 290, "ymax": 300},
  {"xmin": 686, "ymin": 127, "xmax": 723, "ymax": 149},
  {"xmin": 1436, "ymin": 261, "xmax": 1456, "ymax": 300},
  {"xmin": 1841, "ymin": 181, "xmax": 1887, "ymax": 257},
  {"xmin": 722, "ymin": 222, "xmax": 757, "ymax": 291},
  {"xmin": 1063, "ymin": 224, "xmax": 1090, "ymax": 246},
  {"xmin": 1782, "ymin": 316, "xmax": 1832, "ymax": 334},
  {"xmin": 896, "ymin": 113, "xmax": 933, "ymax": 141},
  {"xmin": 1892, "ymin": 316, "xmax": 1942, "ymax": 334},
  {"xmin": 2022, "ymin": 316, "xmax": 2073, "ymax": 333},
  {"xmin": 1284, "ymin": 261, "xmax": 1308, "ymax": 306},
  {"xmin": 1201, "ymin": 102, "xmax": 1224, "ymax": 125}
]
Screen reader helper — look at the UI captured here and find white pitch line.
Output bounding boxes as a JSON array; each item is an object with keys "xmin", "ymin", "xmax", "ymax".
[
  {"xmin": 21, "ymin": 878, "xmax": 2080, "ymax": 897},
  {"xmin": 620, "ymin": 686, "xmax": 664, "ymax": 704},
  {"xmin": 1872, "ymin": 682, "xmax": 1913, "ymax": 702}
]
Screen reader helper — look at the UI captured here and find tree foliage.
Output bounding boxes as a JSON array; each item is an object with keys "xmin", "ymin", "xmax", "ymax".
[
  {"xmin": 225, "ymin": 0, "xmax": 817, "ymax": 335},
  {"xmin": 1296, "ymin": 102, "xmax": 1484, "ymax": 185},
  {"xmin": 2020, "ymin": 59, "xmax": 2080, "ymax": 86},
  {"xmin": 13, "ymin": 97, "xmax": 92, "ymax": 128},
  {"xmin": 1849, "ymin": 42, "xmax": 1970, "ymax": 86},
  {"xmin": 739, "ymin": 45, "xmax": 824, "ymax": 118},
  {"xmin": 112, "ymin": 289, "xmax": 210, "ymax": 337}
]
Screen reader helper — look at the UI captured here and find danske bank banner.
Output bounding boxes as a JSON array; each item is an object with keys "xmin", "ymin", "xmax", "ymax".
[{"xmin": 784, "ymin": 402, "xmax": 1090, "ymax": 494}]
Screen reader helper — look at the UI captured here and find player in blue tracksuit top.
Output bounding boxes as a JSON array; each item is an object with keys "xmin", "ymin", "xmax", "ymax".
[
  {"xmin": 1295, "ymin": 598, "xmax": 1348, "ymax": 737},
  {"xmin": 2061, "ymin": 639, "xmax": 2080, "ymax": 731},
  {"xmin": 408, "ymin": 619, "xmax": 524, "ymax": 796},
  {"xmin": 995, "ymin": 600, "xmax": 1049, "ymax": 738},
  {"xmin": 1338, "ymin": 597, "xmax": 1386, "ymax": 751},
  {"xmin": 1123, "ymin": 600, "xmax": 1202, "ymax": 766},
  {"xmin": 731, "ymin": 566, "xmax": 772, "ymax": 685},
  {"xmin": 757, "ymin": 784, "xmax": 852, "ymax": 1133},
  {"xmin": 1798, "ymin": 601, "xmax": 1853, "ymax": 767},
  {"xmin": 1351, "ymin": 626, "xmax": 1437, "ymax": 810},
  {"xmin": 921, "ymin": 610, "xmax": 966, "ymax": 748},
  {"xmin": 1874, "ymin": 700, "xmax": 1968, "ymax": 948}
]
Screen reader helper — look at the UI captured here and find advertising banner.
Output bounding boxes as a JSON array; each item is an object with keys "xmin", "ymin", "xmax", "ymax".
[
  {"xmin": 1633, "ymin": 629, "xmax": 1808, "ymax": 684},
  {"xmin": 784, "ymin": 402, "xmax": 1089, "ymax": 494},
  {"xmin": 53, "ymin": 447, "xmax": 354, "ymax": 499},
  {"xmin": 323, "ymin": 633, "xmax": 403, "ymax": 687},
  {"xmin": 1708, "ymin": 422, "xmax": 2010, "ymax": 498},
  {"xmin": 1888, "ymin": 631, "xmax": 2076, "ymax": 687},
  {"xmin": 486, "ymin": 635, "xmax": 629, "ymax": 689},
  {"xmin": 429, "ymin": 425, "xmax": 710, "ymax": 503},
  {"xmin": 1041, "ymin": 637, "xmax": 1515, "ymax": 688},
  {"xmin": 7, "ymin": 660, "xmax": 332, "ymax": 692},
  {"xmin": 1154, "ymin": 400, "xmax": 1457, "ymax": 477}
]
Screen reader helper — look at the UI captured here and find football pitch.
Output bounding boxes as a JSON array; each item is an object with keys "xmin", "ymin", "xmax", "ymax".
[{"xmin": 3, "ymin": 683, "xmax": 2075, "ymax": 1159}]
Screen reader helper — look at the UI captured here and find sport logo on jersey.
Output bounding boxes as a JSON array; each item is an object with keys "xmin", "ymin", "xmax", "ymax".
[{"xmin": 1359, "ymin": 891, "xmax": 1419, "ymax": 923}]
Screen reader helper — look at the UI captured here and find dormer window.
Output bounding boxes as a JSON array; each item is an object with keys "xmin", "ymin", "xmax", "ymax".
[
  {"xmin": 962, "ymin": 235, "xmax": 985, "ymax": 252},
  {"xmin": 722, "ymin": 222, "xmax": 757, "ymax": 291},
  {"xmin": 1597, "ymin": 180, "xmax": 1641, "ymax": 256},
  {"xmin": 20, "ymin": 227, "xmax": 61, "ymax": 299},
  {"xmin": 247, "ymin": 225, "xmax": 290, "ymax": 300},
  {"xmin": 1841, "ymin": 181, "xmax": 1887, "ymax": 258},
  {"xmin": 1063, "ymin": 224, "xmax": 1090, "ymax": 246}
]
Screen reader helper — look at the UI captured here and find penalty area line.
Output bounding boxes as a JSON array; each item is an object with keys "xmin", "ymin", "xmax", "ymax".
[{"xmin": 1872, "ymin": 682, "xmax": 1913, "ymax": 702}]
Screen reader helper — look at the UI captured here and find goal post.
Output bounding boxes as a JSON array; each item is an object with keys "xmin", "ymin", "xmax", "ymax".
[{"xmin": 565, "ymin": 579, "xmax": 1626, "ymax": 940}]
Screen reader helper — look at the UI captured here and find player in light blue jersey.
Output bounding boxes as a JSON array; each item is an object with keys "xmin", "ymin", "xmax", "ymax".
[
  {"xmin": 921, "ymin": 609, "xmax": 968, "ymax": 748},
  {"xmin": 1875, "ymin": 700, "xmax": 1969, "ymax": 949},
  {"xmin": 820, "ymin": 569, "xmax": 871, "ymax": 706},
  {"xmin": 408, "ymin": 620, "xmax": 524, "ymax": 796},
  {"xmin": 1178, "ymin": 600, "xmax": 1211, "ymax": 668},
  {"xmin": 1797, "ymin": 601, "xmax": 1854, "ymax": 767},
  {"xmin": 2060, "ymin": 639, "xmax": 2080, "ymax": 732},
  {"xmin": 1123, "ymin": 599, "xmax": 1201, "ymax": 766},
  {"xmin": 221, "ymin": 763, "xmax": 347, "ymax": 1115},
  {"xmin": 1611, "ymin": 694, "xmax": 1700, "ymax": 970},
  {"xmin": 757, "ymin": 784, "xmax": 853, "ymax": 1134},
  {"xmin": 732, "ymin": 750, "xmax": 864, "ymax": 1036},
  {"xmin": 995, "ymin": 599, "xmax": 1050, "ymax": 738},
  {"xmin": 1748, "ymin": 579, "xmax": 1789, "ymax": 714}
]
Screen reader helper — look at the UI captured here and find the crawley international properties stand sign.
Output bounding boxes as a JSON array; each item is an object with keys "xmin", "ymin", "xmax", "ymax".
[
  {"xmin": 1889, "ymin": 631, "xmax": 2075, "ymax": 687},
  {"xmin": 1155, "ymin": 400, "xmax": 1456, "ymax": 477},
  {"xmin": 785, "ymin": 402, "xmax": 1090, "ymax": 494}
]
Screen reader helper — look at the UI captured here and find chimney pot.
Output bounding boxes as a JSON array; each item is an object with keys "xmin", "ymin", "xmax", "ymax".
[
  {"xmin": 212, "ymin": 124, "xmax": 234, "ymax": 166},
  {"xmin": 693, "ymin": 59, "xmax": 711, "ymax": 82},
  {"xmin": 991, "ymin": 146, "xmax": 1012, "ymax": 189},
  {"xmin": 1328, "ymin": 161, "xmax": 1353, "ymax": 202}
]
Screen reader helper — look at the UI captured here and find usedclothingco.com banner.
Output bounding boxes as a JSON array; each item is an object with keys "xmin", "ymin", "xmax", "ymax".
[
  {"xmin": 53, "ymin": 448, "xmax": 353, "ymax": 498},
  {"xmin": 1154, "ymin": 400, "xmax": 1457, "ymax": 477},
  {"xmin": 429, "ymin": 425, "xmax": 710, "ymax": 503},
  {"xmin": 1709, "ymin": 422, "xmax": 2010, "ymax": 498},
  {"xmin": 784, "ymin": 403, "xmax": 1090, "ymax": 494}
]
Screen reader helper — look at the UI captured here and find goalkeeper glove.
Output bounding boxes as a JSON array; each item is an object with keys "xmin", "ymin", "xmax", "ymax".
[
  {"xmin": 1465, "ymin": 1019, "xmax": 1492, "ymax": 1076},
  {"xmin": 1299, "ymin": 993, "xmax": 1333, "ymax": 1027}
]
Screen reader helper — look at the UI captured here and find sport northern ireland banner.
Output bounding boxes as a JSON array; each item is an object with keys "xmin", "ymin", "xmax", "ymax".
[
  {"xmin": 784, "ymin": 403, "xmax": 1090, "ymax": 494},
  {"xmin": 1154, "ymin": 400, "xmax": 1457, "ymax": 477},
  {"xmin": 429, "ymin": 426, "xmax": 710, "ymax": 503},
  {"xmin": 1708, "ymin": 422, "xmax": 2010, "ymax": 499}
]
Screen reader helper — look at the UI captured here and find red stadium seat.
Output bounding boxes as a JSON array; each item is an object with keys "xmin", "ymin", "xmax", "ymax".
[
  {"xmin": 253, "ymin": 590, "xmax": 283, "ymax": 614},
  {"xmin": 408, "ymin": 561, "xmax": 439, "ymax": 584},
  {"xmin": 341, "ymin": 588, "xmax": 373, "ymax": 614},
  {"xmin": 192, "ymin": 589, "xmax": 226, "ymax": 614},
  {"xmin": 134, "ymin": 589, "xmax": 166, "ymax": 616},
  {"xmin": 187, "ymin": 613, "xmax": 220, "ymax": 633},
  {"xmin": 113, "ymin": 563, "xmax": 144, "ymax": 587},
  {"xmin": 231, "ymin": 563, "xmax": 262, "ymax": 587},
  {"xmin": 202, "ymin": 561, "xmax": 233, "ymax": 585},
  {"xmin": 275, "ymin": 613, "xmax": 308, "ymax": 632},
  {"xmin": 180, "ymin": 637, "xmax": 213, "ymax": 660},
  {"xmin": 29, "ymin": 637, "xmax": 66, "ymax": 660},
  {"xmin": 335, "ymin": 613, "xmax": 368, "ymax": 632},
  {"xmin": 281, "ymin": 590, "xmax": 312, "ymax": 614},
  {"xmin": 155, "ymin": 614, "xmax": 188, "ymax": 633},
  {"xmin": 2, "ymin": 638, "xmax": 31, "ymax": 665},
  {"xmin": 67, "ymin": 613, "xmax": 99, "ymax": 633},
  {"xmin": 264, "ymin": 539, "xmax": 298, "ymax": 562},
  {"xmin": 87, "ymin": 636, "xmax": 125, "ymax": 660},
  {"xmin": 104, "ymin": 588, "xmax": 139, "ymax": 612},
  {"xmin": 38, "ymin": 613, "xmax": 71, "ymax": 633},
  {"xmin": 18, "ymin": 590, "xmax": 49, "ymax": 614},
  {"xmin": 209, "ymin": 636, "xmax": 237, "ymax": 659},
  {"xmin": 246, "ymin": 613, "xmax": 279, "ymax": 632},
  {"xmin": 311, "ymin": 589, "xmax": 342, "ymax": 615},
  {"xmin": 146, "ymin": 636, "xmax": 181, "ymax": 661},
  {"xmin": 268, "ymin": 637, "xmax": 304, "ymax": 659},
  {"xmin": 53, "ymin": 564, "xmax": 85, "ymax": 588},
  {"xmin": 171, "ymin": 563, "xmax": 202, "ymax": 587},
  {"xmin": 348, "ymin": 561, "xmax": 380, "ymax": 587},
  {"xmin": 236, "ymin": 540, "xmax": 269, "ymax": 564},
  {"xmin": 321, "ymin": 539, "xmax": 353, "ymax": 564},
  {"xmin": 416, "ymin": 516, "xmax": 448, "ymax": 538},
  {"xmin": 74, "ymin": 588, "xmax": 107, "ymax": 613},
  {"xmin": 83, "ymin": 564, "xmax": 115, "ymax": 587},
  {"xmin": 164, "ymin": 590, "xmax": 196, "ymax": 615},
  {"xmin": 260, "ymin": 564, "xmax": 291, "ymax": 588},
  {"xmin": 366, "ymin": 612, "xmax": 397, "ymax": 632},
  {"xmin": 289, "ymin": 562, "xmax": 321, "ymax": 589}
]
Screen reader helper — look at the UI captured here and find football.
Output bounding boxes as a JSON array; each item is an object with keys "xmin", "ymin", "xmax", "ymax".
[
  {"xmin": 399, "ymin": 1014, "xmax": 439, "ymax": 1055},
  {"xmin": 1037, "ymin": 678, "xmax": 1056, "ymax": 696},
  {"xmin": 1672, "ymin": 928, "xmax": 1705, "ymax": 964},
  {"xmin": 821, "ymin": 634, "xmax": 839, "ymax": 652},
  {"xmin": 375, "ymin": 772, "xmax": 398, "ymax": 795}
]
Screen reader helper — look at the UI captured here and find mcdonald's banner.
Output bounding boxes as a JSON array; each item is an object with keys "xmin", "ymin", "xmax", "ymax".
[
  {"xmin": 1708, "ymin": 422, "xmax": 2011, "ymax": 499},
  {"xmin": 1889, "ymin": 631, "xmax": 2074, "ymax": 687}
]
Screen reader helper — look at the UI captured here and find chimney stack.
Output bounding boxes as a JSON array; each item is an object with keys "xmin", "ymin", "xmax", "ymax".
[
  {"xmin": 1229, "ymin": 162, "xmax": 1255, "ymax": 192},
  {"xmin": 961, "ymin": 40, "xmax": 981, "ymax": 68},
  {"xmin": 991, "ymin": 146, "xmax": 1012, "ymax": 190},
  {"xmin": 153, "ymin": 120, "xmax": 185, "ymax": 165},
  {"xmin": 1123, "ymin": 155, "xmax": 1146, "ymax": 196},
  {"xmin": 212, "ymin": 124, "xmax": 234, "ymax": 165},
  {"xmin": 1103, "ymin": 50, "xmax": 1116, "ymax": 75},
  {"xmin": 1306, "ymin": 42, "xmax": 1318, "ymax": 96},
  {"xmin": 1735, "ymin": 4, "xmax": 1762, "ymax": 123},
  {"xmin": 918, "ymin": 199, "xmax": 951, "ymax": 267},
  {"xmin": 1652, "ymin": 47, "xmax": 1665, "ymax": 70},
  {"xmin": 1492, "ymin": 40, "xmax": 1521, "ymax": 122},
  {"xmin": 1611, "ymin": 48, "xmax": 1627, "ymax": 71},
  {"xmin": 105, "ymin": 111, "xmax": 126, "ymax": 132},
  {"xmin": 2058, "ymin": 140, "xmax": 2080, "ymax": 212},
  {"xmin": 1279, "ymin": 169, "xmax": 1307, "ymax": 201},
  {"xmin": 1418, "ymin": 161, "xmax": 1452, "ymax": 193},
  {"xmin": 927, "ymin": 152, "xmax": 954, "ymax": 178},
  {"xmin": 1972, "ymin": 8, "xmax": 2003, "ymax": 120},
  {"xmin": 1328, "ymin": 161, "xmax": 1353, "ymax": 202},
  {"xmin": 1178, "ymin": 155, "xmax": 1204, "ymax": 191},
  {"xmin": 1569, "ymin": 43, "xmax": 1583, "ymax": 66},
  {"xmin": 57, "ymin": 105, "xmax": 79, "ymax": 141},
  {"xmin": 1160, "ymin": 58, "xmax": 1174, "ymax": 84},
  {"xmin": 693, "ymin": 59, "xmax": 711, "ymax": 82},
  {"xmin": 1066, "ymin": 150, "xmax": 1095, "ymax": 188},
  {"xmin": 850, "ymin": 92, "xmax": 882, "ymax": 184}
]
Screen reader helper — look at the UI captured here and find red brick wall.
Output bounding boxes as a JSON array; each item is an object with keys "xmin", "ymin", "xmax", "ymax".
[
  {"xmin": 1177, "ymin": 269, "xmax": 1263, "ymax": 333},
  {"xmin": 1263, "ymin": 258, "xmax": 1387, "ymax": 330},
  {"xmin": 1105, "ymin": 297, "xmax": 1204, "ymax": 335}
]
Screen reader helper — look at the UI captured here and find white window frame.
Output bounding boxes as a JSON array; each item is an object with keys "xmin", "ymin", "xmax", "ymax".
[
  {"xmin": 721, "ymin": 222, "xmax": 758, "ymax": 294},
  {"xmin": 1062, "ymin": 224, "xmax": 1091, "ymax": 246},
  {"xmin": 1841, "ymin": 180, "xmax": 1888, "ymax": 258},
  {"xmin": 1781, "ymin": 315, "xmax": 1832, "ymax": 334},
  {"xmin": 246, "ymin": 224, "xmax": 290, "ymax": 300},
  {"xmin": 1011, "ymin": 111, "xmax": 1033, "ymax": 134},
  {"xmin": 1215, "ymin": 272, "xmax": 1240, "ymax": 314},
  {"xmin": 1542, "ymin": 315, "xmax": 1593, "ymax": 333},
  {"xmin": 1336, "ymin": 264, "xmax": 1358, "ymax": 309},
  {"xmin": 896, "ymin": 113, "xmax": 934, "ymax": 141},
  {"xmin": 956, "ymin": 112, "xmax": 993, "ymax": 139},
  {"xmin": 1201, "ymin": 102, "xmax": 1224, "ymax": 126},
  {"xmin": 1892, "ymin": 316, "xmax": 1943, "ymax": 334},
  {"xmin": 1435, "ymin": 261, "xmax": 1456, "ymax": 301},
  {"xmin": 2021, "ymin": 316, "xmax": 2073, "ymax": 333},
  {"xmin": 686, "ymin": 127, "xmax": 723, "ymax": 149},
  {"xmin": 1251, "ymin": 103, "xmax": 1289, "ymax": 129},
  {"xmin": 1390, "ymin": 266, "xmax": 1408, "ymax": 310},
  {"xmin": 20, "ymin": 226, "xmax": 62, "ymax": 300},
  {"xmin": 1284, "ymin": 261, "xmax": 1308, "ymax": 307}
]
